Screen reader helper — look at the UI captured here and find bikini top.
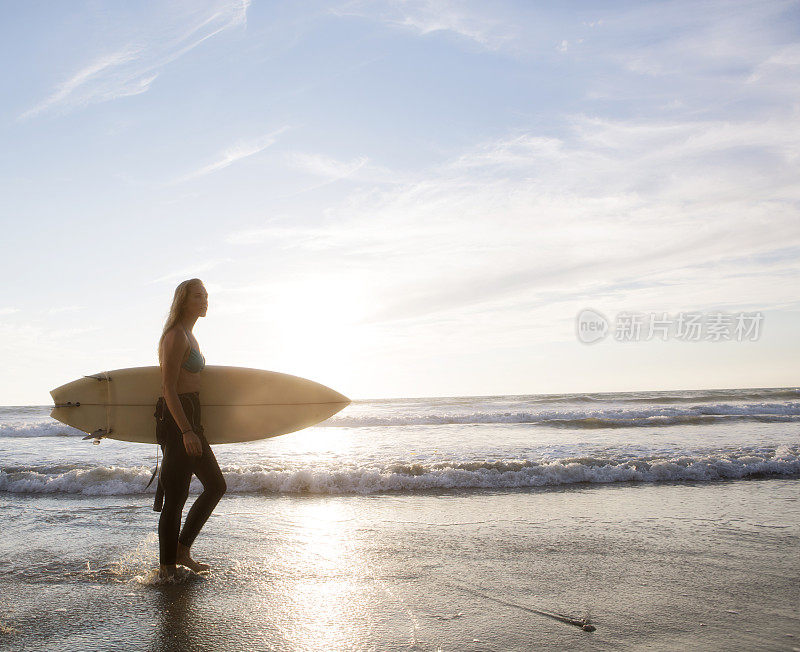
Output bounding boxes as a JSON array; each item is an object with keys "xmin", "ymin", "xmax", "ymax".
[{"xmin": 181, "ymin": 325, "xmax": 205, "ymax": 373}]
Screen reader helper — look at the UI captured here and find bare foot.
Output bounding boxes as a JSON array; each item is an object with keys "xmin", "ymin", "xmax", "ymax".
[
  {"xmin": 176, "ymin": 543, "xmax": 210, "ymax": 572},
  {"xmin": 159, "ymin": 564, "xmax": 178, "ymax": 580},
  {"xmin": 177, "ymin": 556, "xmax": 210, "ymax": 572}
]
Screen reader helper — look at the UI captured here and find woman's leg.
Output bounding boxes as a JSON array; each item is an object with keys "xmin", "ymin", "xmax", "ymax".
[
  {"xmin": 177, "ymin": 436, "xmax": 226, "ymax": 550},
  {"xmin": 158, "ymin": 436, "xmax": 193, "ymax": 568}
]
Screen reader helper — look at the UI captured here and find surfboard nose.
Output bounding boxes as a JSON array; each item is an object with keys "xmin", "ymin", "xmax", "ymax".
[
  {"xmin": 306, "ymin": 378, "xmax": 350, "ymax": 406},
  {"xmin": 328, "ymin": 388, "xmax": 351, "ymax": 406}
]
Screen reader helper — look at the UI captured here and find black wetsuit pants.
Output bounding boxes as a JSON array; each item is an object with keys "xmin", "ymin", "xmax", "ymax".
[{"xmin": 153, "ymin": 392, "xmax": 226, "ymax": 566}]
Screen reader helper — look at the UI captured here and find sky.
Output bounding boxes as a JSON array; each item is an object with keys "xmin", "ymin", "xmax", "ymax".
[{"xmin": 1, "ymin": 0, "xmax": 798, "ymax": 405}]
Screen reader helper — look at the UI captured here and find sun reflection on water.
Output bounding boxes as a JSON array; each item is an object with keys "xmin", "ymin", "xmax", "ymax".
[{"xmin": 269, "ymin": 499, "xmax": 370, "ymax": 651}]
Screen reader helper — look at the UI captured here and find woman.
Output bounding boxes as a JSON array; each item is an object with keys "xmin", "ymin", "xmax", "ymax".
[{"xmin": 154, "ymin": 278, "xmax": 226, "ymax": 579}]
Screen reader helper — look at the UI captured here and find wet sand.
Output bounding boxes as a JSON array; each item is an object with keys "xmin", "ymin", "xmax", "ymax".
[{"xmin": 1, "ymin": 477, "xmax": 799, "ymax": 651}]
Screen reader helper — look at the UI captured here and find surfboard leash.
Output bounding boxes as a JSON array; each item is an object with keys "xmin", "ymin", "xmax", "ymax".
[{"xmin": 444, "ymin": 580, "xmax": 596, "ymax": 632}]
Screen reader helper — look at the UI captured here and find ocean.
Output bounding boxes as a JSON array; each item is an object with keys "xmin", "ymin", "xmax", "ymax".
[{"xmin": 2, "ymin": 388, "xmax": 799, "ymax": 651}]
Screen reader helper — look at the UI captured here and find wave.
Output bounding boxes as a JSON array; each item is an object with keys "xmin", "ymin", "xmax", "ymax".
[
  {"xmin": 326, "ymin": 403, "xmax": 800, "ymax": 428},
  {"xmin": 0, "ymin": 422, "xmax": 82, "ymax": 438},
  {"xmin": 3, "ymin": 401, "xmax": 799, "ymax": 438},
  {"xmin": 411, "ymin": 388, "xmax": 800, "ymax": 405},
  {"xmin": 372, "ymin": 388, "xmax": 800, "ymax": 405},
  {"xmin": 536, "ymin": 414, "xmax": 800, "ymax": 429},
  {"xmin": 2, "ymin": 446, "xmax": 797, "ymax": 495},
  {"xmin": 567, "ymin": 388, "xmax": 800, "ymax": 404}
]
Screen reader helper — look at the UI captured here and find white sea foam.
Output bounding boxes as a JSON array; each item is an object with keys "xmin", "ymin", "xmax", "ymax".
[
  {"xmin": 133, "ymin": 565, "xmax": 202, "ymax": 586},
  {"xmin": 1, "ymin": 446, "xmax": 797, "ymax": 495}
]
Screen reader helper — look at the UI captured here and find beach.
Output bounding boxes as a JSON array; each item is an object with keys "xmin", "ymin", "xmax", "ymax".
[
  {"xmin": 5, "ymin": 1, "xmax": 799, "ymax": 649},
  {"xmin": 1, "ymin": 389, "xmax": 799, "ymax": 651}
]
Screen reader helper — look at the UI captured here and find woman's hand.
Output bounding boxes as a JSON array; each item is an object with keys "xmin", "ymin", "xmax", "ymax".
[{"xmin": 182, "ymin": 430, "xmax": 203, "ymax": 457}]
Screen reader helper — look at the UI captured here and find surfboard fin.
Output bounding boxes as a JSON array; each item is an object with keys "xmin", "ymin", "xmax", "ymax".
[
  {"xmin": 83, "ymin": 373, "xmax": 112, "ymax": 381},
  {"xmin": 82, "ymin": 428, "xmax": 113, "ymax": 444}
]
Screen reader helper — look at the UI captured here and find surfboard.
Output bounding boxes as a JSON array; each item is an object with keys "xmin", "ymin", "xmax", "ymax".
[{"xmin": 50, "ymin": 366, "xmax": 350, "ymax": 445}]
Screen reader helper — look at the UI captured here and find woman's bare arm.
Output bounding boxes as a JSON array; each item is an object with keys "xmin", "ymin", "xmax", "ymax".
[
  {"xmin": 161, "ymin": 329, "xmax": 192, "ymax": 432},
  {"xmin": 161, "ymin": 329, "xmax": 202, "ymax": 456}
]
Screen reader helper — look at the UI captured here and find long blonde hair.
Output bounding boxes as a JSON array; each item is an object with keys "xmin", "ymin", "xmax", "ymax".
[{"xmin": 158, "ymin": 278, "xmax": 203, "ymax": 365}]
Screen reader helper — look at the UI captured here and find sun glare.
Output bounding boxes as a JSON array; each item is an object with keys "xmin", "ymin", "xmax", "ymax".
[
  {"xmin": 273, "ymin": 500, "xmax": 368, "ymax": 650},
  {"xmin": 264, "ymin": 276, "xmax": 373, "ymax": 380}
]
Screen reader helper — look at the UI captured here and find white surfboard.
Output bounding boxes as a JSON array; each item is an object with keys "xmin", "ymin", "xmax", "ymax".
[{"xmin": 50, "ymin": 366, "xmax": 350, "ymax": 445}]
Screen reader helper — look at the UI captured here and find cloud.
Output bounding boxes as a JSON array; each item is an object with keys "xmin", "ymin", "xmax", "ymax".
[
  {"xmin": 170, "ymin": 127, "xmax": 290, "ymax": 184},
  {"xmin": 19, "ymin": 47, "xmax": 152, "ymax": 120},
  {"xmin": 19, "ymin": 0, "xmax": 250, "ymax": 120},
  {"xmin": 330, "ymin": 0, "xmax": 799, "ymax": 117},
  {"xmin": 93, "ymin": 0, "xmax": 796, "ymax": 333},
  {"xmin": 603, "ymin": 1, "xmax": 794, "ymax": 75},
  {"xmin": 574, "ymin": 0, "xmax": 800, "ymax": 121},
  {"xmin": 225, "ymin": 221, "xmax": 331, "ymax": 247},
  {"xmin": 147, "ymin": 258, "xmax": 235, "ymax": 285},
  {"xmin": 46, "ymin": 306, "xmax": 85, "ymax": 315},
  {"xmin": 329, "ymin": 0, "xmax": 518, "ymax": 51},
  {"xmin": 269, "ymin": 151, "xmax": 401, "ymax": 198},
  {"xmin": 288, "ymin": 152, "xmax": 369, "ymax": 179},
  {"xmin": 225, "ymin": 107, "xmax": 800, "ymax": 327}
]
